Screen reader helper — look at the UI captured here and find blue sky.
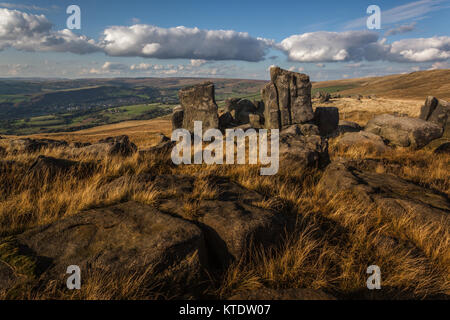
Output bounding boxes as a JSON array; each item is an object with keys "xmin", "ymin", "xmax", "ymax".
[{"xmin": 0, "ymin": 0, "xmax": 449, "ymax": 80}]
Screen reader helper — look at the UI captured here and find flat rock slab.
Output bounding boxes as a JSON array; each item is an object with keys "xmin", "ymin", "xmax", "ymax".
[
  {"xmin": 336, "ymin": 131, "xmax": 389, "ymax": 154},
  {"xmin": 1, "ymin": 202, "xmax": 207, "ymax": 291},
  {"xmin": 157, "ymin": 176, "xmax": 289, "ymax": 267},
  {"xmin": 71, "ymin": 135, "xmax": 137, "ymax": 157},
  {"xmin": 319, "ymin": 162, "xmax": 450, "ymax": 225},
  {"xmin": 365, "ymin": 114, "xmax": 443, "ymax": 149}
]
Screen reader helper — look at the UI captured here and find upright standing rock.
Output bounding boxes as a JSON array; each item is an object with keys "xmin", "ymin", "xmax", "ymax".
[
  {"xmin": 419, "ymin": 96, "xmax": 449, "ymax": 129},
  {"xmin": 314, "ymin": 107, "xmax": 339, "ymax": 136},
  {"xmin": 262, "ymin": 67, "xmax": 314, "ymax": 129},
  {"xmin": 261, "ymin": 82, "xmax": 281, "ymax": 129},
  {"xmin": 179, "ymin": 82, "xmax": 219, "ymax": 132},
  {"xmin": 172, "ymin": 105, "xmax": 184, "ymax": 131}
]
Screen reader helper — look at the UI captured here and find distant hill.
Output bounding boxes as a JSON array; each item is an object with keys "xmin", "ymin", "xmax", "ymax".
[
  {"xmin": 1, "ymin": 70, "xmax": 449, "ymax": 135},
  {"xmin": 313, "ymin": 69, "xmax": 450, "ymax": 100}
]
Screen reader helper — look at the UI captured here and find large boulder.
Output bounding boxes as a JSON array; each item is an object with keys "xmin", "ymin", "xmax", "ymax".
[
  {"xmin": 0, "ymin": 202, "xmax": 207, "ymax": 293},
  {"xmin": 229, "ymin": 287, "xmax": 336, "ymax": 300},
  {"xmin": 138, "ymin": 134, "xmax": 175, "ymax": 160},
  {"xmin": 179, "ymin": 82, "xmax": 219, "ymax": 132},
  {"xmin": 261, "ymin": 67, "xmax": 314, "ymax": 129},
  {"xmin": 335, "ymin": 131, "xmax": 389, "ymax": 155},
  {"xmin": 314, "ymin": 107, "xmax": 339, "ymax": 136},
  {"xmin": 157, "ymin": 176, "xmax": 289, "ymax": 267},
  {"xmin": 365, "ymin": 114, "xmax": 443, "ymax": 149},
  {"xmin": 419, "ymin": 96, "xmax": 449, "ymax": 129},
  {"xmin": 279, "ymin": 124, "xmax": 330, "ymax": 168},
  {"xmin": 318, "ymin": 162, "xmax": 450, "ymax": 225},
  {"xmin": 73, "ymin": 135, "xmax": 137, "ymax": 157}
]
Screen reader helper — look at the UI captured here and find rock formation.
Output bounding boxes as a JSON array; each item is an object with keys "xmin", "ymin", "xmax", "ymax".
[
  {"xmin": 365, "ymin": 114, "xmax": 443, "ymax": 149},
  {"xmin": 261, "ymin": 67, "xmax": 314, "ymax": 129},
  {"xmin": 224, "ymin": 98, "xmax": 257, "ymax": 125},
  {"xmin": 279, "ymin": 124, "xmax": 330, "ymax": 168},
  {"xmin": 336, "ymin": 131, "xmax": 389, "ymax": 155},
  {"xmin": 0, "ymin": 201, "xmax": 207, "ymax": 292},
  {"xmin": 319, "ymin": 161, "xmax": 450, "ymax": 225},
  {"xmin": 419, "ymin": 96, "xmax": 449, "ymax": 129},
  {"xmin": 178, "ymin": 82, "xmax": 219, "ymax": 132},
  {"xmin": 72, "ymin": 135, "xmax": 137, "ymax": 157}
]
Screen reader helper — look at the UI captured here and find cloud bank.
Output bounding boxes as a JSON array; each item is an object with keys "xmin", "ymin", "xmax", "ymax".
[
  {"xmin": 1, "ymin": 8, "xmax": 449, "ymax": 66},
  {"xmin": 278, "ymin": 30, "xmax": 450, "ymax": 63}
]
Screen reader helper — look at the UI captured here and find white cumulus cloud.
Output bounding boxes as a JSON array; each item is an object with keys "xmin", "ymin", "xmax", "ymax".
[
  {"xmin": 388, "ymin": 36, "xmax": 450, "ymax": 62},
  {"xmin": 0, "ymin": 8, "xmax": 100, "ymax": 53},
  {"xmin": 278, "ymin": 31, "xmax": 383, "ymax": 62},
  {"xmin": 101, "ymin": 24, "xmax": 270, "ymax": 61},
  {"xmin": 278, "ymin": 30, "xmax": 450, "ymax": 63}
]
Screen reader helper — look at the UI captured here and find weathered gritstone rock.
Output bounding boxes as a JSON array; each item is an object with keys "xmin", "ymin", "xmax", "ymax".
[
  {"xmin": 72, "ymin": 135, "xmax": 137, "ymax": 157},
  {"xmin": 172, "ymin": 105, "xmax": 184, "ymax": 131},
  {"xmin": 179, "ymin": 82, "xmax": 219, "ymax": 132},
  {"xmin": 318, "ymin": 162, "xmax": 450, "ymax": 225},
  {"xmin": 157, "ymin": 176, "xmax": 289, "ymax": 267},
  {"xmin": 218, "ymin": 111, "xmax": 235, "ymax": 129},
  {"xmin": 317, "ymin": 91, "xmax": 331, "ymax": 103},
  {"xmin": 249, "ymin": 113, "xmax": 263, "ymax": 128},
  {"xmin": 262, "ymin": 67, "xmax": 314, "ymax": 129},
  {"xmin": 7, "ymin": 138, "xmax": 68, "ymax": 153},
  {"xmin": 365, "ymin": 114, "xmax": 443, "ymax": 149},
  {"xmin": 314, "ymin": 107, "xmax": 339, "ymax": 136},
  {"xmin": 419, "ymin": 96, "xmax": 449, "ymax": 129},
  {"xmin": 335, "ymin": 131, "xmax": 389, "ymax": 155},
  {"xmin": 279, "ymin": 124, "xmax": 330, "ymax": 168},
  {"xmin": 229, "ymin": 288, "xmax": 336, "ymax": 300},
  {"xmin": 138, "ymin": 134, "xmax": 175, "ymax": 160},
  {"xmin": 225, "ymin": 98, "xmax": 257, "ymax": 125},
  {"xmin": 0, "ymin": 202, "xmax": 208, "ymax": 292}
]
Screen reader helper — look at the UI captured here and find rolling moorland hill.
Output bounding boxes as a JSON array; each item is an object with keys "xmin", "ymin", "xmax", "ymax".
[
  {"xmin": 313, "ymin": 69, "xmax": 450, "ymax": 100},
  {"xmin": 1, "ymin": 69, "xmax": 449, "ymax": 136}
]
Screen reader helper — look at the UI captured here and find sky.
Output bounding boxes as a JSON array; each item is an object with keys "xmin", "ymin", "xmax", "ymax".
[{"xmin": 0, "ymin": 0, "xmax": 449, "ymax": 80}]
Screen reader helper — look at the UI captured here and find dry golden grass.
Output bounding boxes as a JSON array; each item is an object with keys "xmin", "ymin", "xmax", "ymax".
[{"xmin": 313, "ymin": 97, "xmax": 423, "ymax": 125}]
